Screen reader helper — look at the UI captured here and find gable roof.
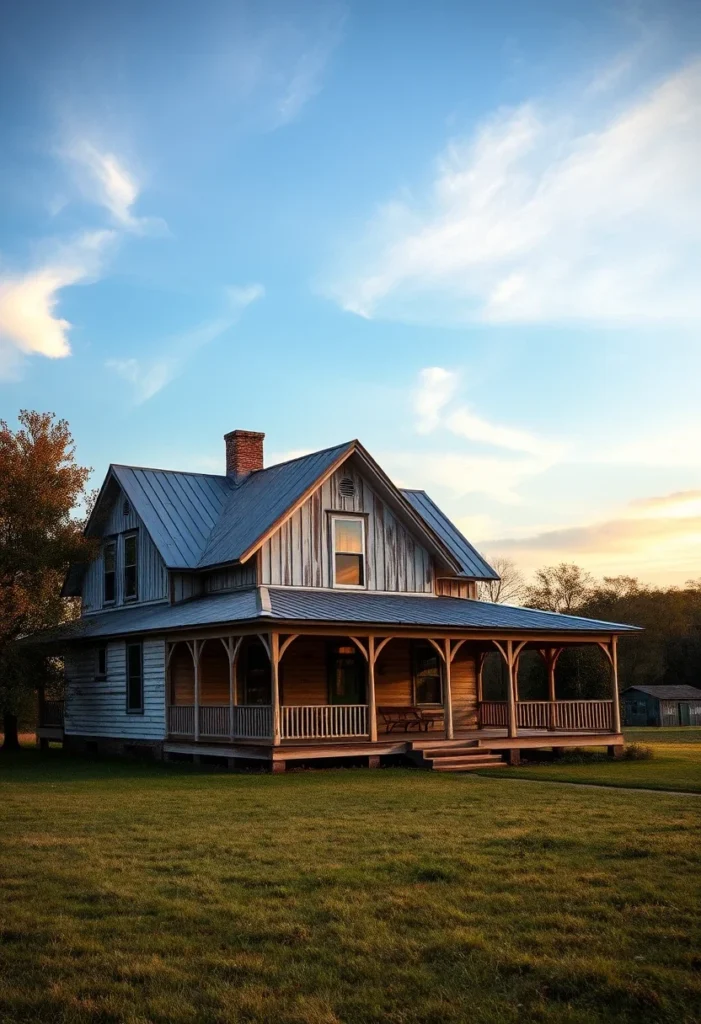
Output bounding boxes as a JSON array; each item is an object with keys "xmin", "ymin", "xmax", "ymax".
[
  {"xmin": 76, "ymin": 441, "xmax": 496, "ymax": 583},
  {"xmin": 401, "ymin": 490, "xmax": 498, "ymax": 581},
  {"xmin": 29, "ymin": 586, "xmax": 640, "ymax": 645},
  {"xmin": 621, "ymin": 684, "xmax": 701, "ymax": 701}
]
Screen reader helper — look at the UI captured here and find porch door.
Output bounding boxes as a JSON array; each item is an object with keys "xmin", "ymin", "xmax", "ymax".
[
  {"xmin": 328, "ymin": 643, "xmax": 366, "ymax": 705},
  {"xmin": 679, "ymin": 702, "xmax": 691, "ymax": 726}
]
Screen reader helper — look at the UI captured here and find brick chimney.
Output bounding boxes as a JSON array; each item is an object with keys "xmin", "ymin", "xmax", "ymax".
[{"xmin": 224, "ymin": 429, "xmax": 265, "ymax": 479}]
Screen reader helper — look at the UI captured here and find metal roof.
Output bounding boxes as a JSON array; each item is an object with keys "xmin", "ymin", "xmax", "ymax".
[
  {"xmin": 621, "ymin": 685, "xmax": 701, "ymax": 700},
  {"xmin": 401, "ymin": 490, "xmax": 498, "ymax": 580},
  {"xmin": 31, "ymin": 587, "xmax": 640, "ymax": 644},
  {"xmin": 112, "ymin": 466, "xmax": 232, "ymax": 569},
  {"xmin": 198, "ymin": 443, "xmax": 352, "ymax": 567}
]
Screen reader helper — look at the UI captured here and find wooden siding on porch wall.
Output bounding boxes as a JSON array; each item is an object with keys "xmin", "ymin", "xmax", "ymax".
[{"xmin": 279, "ymin": 637, "xmax": 477, "ymax": 732}]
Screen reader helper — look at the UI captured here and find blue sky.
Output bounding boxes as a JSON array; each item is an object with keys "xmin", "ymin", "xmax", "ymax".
[{"xmin": 1, "ymin": 0, "xmax": 701, "ymax": 584}]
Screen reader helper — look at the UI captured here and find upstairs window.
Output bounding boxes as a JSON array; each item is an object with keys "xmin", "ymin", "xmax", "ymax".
[
  {"xmin": 103, "ymin": 541, "xmax": 116, "ymax": 604},
  {"xmin": 124, "ymin": 534, "xmax": 138, "ymax": 601},
  {"xmin": 413, "ymin": 643, "xmax": 443, "ymax": 706},
  {"xmin": 332, "ymin": 517, "xmax": 365, "ymax": 588},
  {"xmin": 126, "ymin": 643, "xmax": 144, "ymax": 712}
]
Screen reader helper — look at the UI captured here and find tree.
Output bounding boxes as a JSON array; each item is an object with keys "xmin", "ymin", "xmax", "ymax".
[
  {"xmin": 477, "ymin": 555, "xmax": 526, "ymax": 605},
  {"xmin": 0, "ymin": 411, "xmax": 94, "ymax": 750},
  {"xmin": 524, "ymin": 563, "xmax": 594, "ymax": 613}
]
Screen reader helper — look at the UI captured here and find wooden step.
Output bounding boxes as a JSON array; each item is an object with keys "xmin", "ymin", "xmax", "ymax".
[
  {"xmin": 428, "ymin": 753, "xmax": 503, "ymax": 767},
  {"xmin": 433, "ymin": 760, "xmax": 508, "ymax": 772},
  {"xmin": 421, "ymin": 753, "xmax": 487, "ymax": 761}
]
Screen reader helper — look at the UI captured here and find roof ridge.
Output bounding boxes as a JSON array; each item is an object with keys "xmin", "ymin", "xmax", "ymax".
[
  {"xmin": 112, "ymin": 463, "xmax": 230, "ymax": 480},
  {"xmin": 251, "ymin": 440, "xmax": 355, "ymax": 475}
]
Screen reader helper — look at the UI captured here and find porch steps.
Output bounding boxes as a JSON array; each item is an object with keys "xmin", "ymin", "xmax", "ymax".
[{"xmin": 409, "ymin": 741, "xmax": 506, "ymax": 772}]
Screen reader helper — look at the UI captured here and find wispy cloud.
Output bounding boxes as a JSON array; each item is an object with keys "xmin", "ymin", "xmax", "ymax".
[
  {"xmin": 406, "ymin": 366, "xmax": 562, "ymax": 501},
  {"xmin": 331, "ymin": 60, "xmax": 701, "ymax": 325},
  {"xmin": 62, "ymin": 139, "xmax": 165, "ymax": 234},
  {"xmin": 107, "ymin": 283, "xmax": 265, "ymax": 402},
  {"xmin": 414, "ymin": 367, "xmax": 458, "ymax": 434},
  {"xmin": 0, "ymin": 230, "xmax": 114, "ymax": 377}
]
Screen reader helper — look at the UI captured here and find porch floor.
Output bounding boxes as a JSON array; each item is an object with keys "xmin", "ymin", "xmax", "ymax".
[{"xmin": 164, "ymin": 727, "xmax": 624, "ymax": 762}]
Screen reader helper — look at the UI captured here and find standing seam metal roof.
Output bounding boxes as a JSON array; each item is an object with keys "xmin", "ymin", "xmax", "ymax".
[
  {"xmin": 401, "ymin": 490, "xmax": 498, "ymax": 580},
  {"xmin": 33, "ymin": 587, "xmax": 640, "ymax": 643}
]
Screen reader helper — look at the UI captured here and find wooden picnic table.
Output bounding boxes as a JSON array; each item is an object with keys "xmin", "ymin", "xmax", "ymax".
[{"xmin": 377, "ymin": 706, "xmax": 444, "ymax": 733}]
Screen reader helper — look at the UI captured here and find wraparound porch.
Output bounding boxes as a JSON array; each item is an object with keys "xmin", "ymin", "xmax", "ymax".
[{"xmin": 165, "ymin": 626, "xmax": 623, "ymax": 749}]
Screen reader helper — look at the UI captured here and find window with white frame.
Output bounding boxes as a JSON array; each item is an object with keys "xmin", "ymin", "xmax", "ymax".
[
  {"xmin": 126, "ymin": 642, "xmax": 144, "ymax": 712},
  {"xmin": 332, "ymin": 516, "xmax": 366, "ymax": 588}
]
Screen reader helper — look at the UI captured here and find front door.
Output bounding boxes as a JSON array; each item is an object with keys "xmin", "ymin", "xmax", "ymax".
[
  {"xmin": 328, "ymin": 643, "xmax": 366, "ymax": 705},
  {"xmin": 679, "ymin": 702, "xmax": 691, "ymax": 726}
]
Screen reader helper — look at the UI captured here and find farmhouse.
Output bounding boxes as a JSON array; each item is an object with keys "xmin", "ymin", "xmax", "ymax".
[
  {"xmin": 620, "ymin": 685, "xmax": 701, "ymax": 727},
  {"xmin": 36, "ymin": 430, "xmax": 639, "ymax": 771}
]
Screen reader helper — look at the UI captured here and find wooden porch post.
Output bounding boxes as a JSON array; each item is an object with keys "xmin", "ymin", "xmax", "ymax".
[
  {"xmin": 611, "ymin": 635, "xmax": 622, "ymax": 734},
  {"xmin": 546, "ymin": 648, "xmax": 562, "ymax": 731},
  {"xmin": 224, "ymin": 637, "xmax": 242, "ymax": 742},
  {"xmin": 192, "ymin": 640, "xmax": 201, "ymax": 743},
  {"xmin": 506, "ymin": 639, "xmax": 517, "ymax": 739},
  {"xmin": 270, "ymin": 632, "xmax": 281, "ymax": 746},
  {"xmin": 367, "ymin": 636, "xmax": 378, "ymax": 743},
  {"xmin": 443, "ymin": 638, "xmax": 454, "ymax": 740},
  {"xmin": 477, "ymin": 651, "xmax": 485, "ymax": 729}
]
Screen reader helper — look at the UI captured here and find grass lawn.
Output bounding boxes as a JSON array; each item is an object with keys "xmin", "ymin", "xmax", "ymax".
[
  {"xmin": 1, "ymin": 750, "xmax": 700, "ymax": 1024},
  {"xmin": 476, "ymin": 728, "xmax": 701, "ymax": 794}
]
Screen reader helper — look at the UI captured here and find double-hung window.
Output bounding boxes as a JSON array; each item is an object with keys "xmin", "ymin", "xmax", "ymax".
[
  {"xmin": 413, "ymin": 643, "xmax": 443, "ymax": 706},
  {"xmin": 103, "ymin": 541, "xmax": 116, "ymax": 605},
  {"xmin": 332, "ymin": 517, "xmax": 365, "ymax": 588},
  {"xmin": 96, "ymin": 644, "xmax": 107, "ymax": 679},
  {"xmin": 123, "ymin": 533, "xmax": 138, "ymax": 601},
  {"xmin": 126, "ymin": 643, "xmax": 144, "ymax": 712}
]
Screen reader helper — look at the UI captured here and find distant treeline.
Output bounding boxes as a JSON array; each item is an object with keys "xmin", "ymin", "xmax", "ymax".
[{"xmin": 479, "ymin": 561, "xmax": 701, "ymax": 699}]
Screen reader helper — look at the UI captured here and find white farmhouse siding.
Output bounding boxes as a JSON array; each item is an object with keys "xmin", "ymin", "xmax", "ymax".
[
  {"xmin": 82, "ymin": 488, "xmax": 168, "ymax": 613},
  {"xmin": 64, "ymin": 640, "xmax": 166, "ymax": 740},
  {"xmin": 259, "ymin": 464, "xmax": 434, "ymax": 593}
]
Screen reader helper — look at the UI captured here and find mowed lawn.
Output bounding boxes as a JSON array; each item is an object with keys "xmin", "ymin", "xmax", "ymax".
[
  {"xmin": 1, "ymin": 752, "xmax": 700, "ymax": 1024},
  {"xmin": 477, "ymin": 728, "xmax": 701, "ymax": 793}
]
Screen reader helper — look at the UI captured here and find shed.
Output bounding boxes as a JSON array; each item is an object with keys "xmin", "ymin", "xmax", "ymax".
[{"xmin": 620, "ymin": 685, "xmax": 701, "ymax": 727}]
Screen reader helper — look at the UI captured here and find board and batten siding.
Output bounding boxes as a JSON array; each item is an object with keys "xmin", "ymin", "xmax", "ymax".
[
  {"xmin": 82, "ymin": 489, "xmax": 168, "ymax": 613},
  {"xmin": 259, "ymin": 464, "xmax": 434, "ymax": 593},
  {"xmin": 64, "ymin": 640, "xmax": 166, "ymax": 740}
]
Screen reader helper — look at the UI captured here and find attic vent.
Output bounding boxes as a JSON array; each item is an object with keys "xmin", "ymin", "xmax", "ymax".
[
  {"xmin": 339, "ymin": 477, "xmax": 356, "ymax": 498},
  {"xmin": 123, "ymin": 500, "xmax": 131, "ymax": 517}
]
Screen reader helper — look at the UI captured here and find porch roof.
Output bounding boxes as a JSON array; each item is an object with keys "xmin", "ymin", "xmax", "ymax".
[{"xmin": 28, "ymin": 586, "xmax": 640, "ymax": 645}]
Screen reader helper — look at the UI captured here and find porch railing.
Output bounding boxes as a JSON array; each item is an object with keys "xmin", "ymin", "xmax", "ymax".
[
  {"xmin": 480, "ymin": 700, "xmax": 613, "ymax": 731},
  {"xmin": 167, "ymin": 704, "xmax": 273, "ymax": 740},
  {"xmin": 40, "ymin": 700, "xmax": 64, "ymax": 728},
  {"xmin": 281, "ymin": 704, "xmax": 368, "ymax": 740},
  {"xmin": 232, "ymin": 705, "xmax": 273, "ymax": 739}
]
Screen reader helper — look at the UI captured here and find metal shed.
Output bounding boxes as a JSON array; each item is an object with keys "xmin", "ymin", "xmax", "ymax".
[{"xmin": 620, "ymin": 685, "xmax": 701, "ymax": 727}]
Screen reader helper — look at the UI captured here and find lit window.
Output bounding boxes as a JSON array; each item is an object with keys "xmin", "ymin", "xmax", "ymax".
[
  {"xmin": 413, "ymin": 643, "xmax": 443, "ymax": 705},
  {"xmin": 96, "ymin": 644, "xmax": 107, "ymax": 678},
  {"xmin": 126, "ymin": 643, "xmax": 143, "ymax": 712},
  {"xmin": 104, "ymin": 541, "xmax": 116, "ymax": 604},
  {"xmin": 124, "ymin": 534, "xmax": 138, "ymax": 601},
  {"xmin": 332, "ymin": 517, "xmax": 365, "ymax": 588}
]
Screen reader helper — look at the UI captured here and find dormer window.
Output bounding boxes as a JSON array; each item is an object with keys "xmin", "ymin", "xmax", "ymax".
[
  {"xmin": 103, "ymin": 541, "xmax": 116, "ymax": 604},
  {"xmin": 124, "ymin": 533, "xmax": 138, "ymax": 601},
  {"xmin": 332, "ymin": 517, "xmax": 365, "ymax": 588}
]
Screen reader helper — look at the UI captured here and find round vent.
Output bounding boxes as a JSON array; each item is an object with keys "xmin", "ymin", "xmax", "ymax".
[
  {"xmin": 339, "ymin": 477, "xmax": 356, "ymax": 498},
  {"xmin": 123, "ymin": 499, "xmax": 131, "ymax": 517}
]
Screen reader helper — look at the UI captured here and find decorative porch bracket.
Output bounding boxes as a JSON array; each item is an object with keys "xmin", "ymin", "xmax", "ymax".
[
  {"xmin": 492, "ymin": 639, "xmax": 528, "ymax": 739},
  {"xmin": 596, "ymin": 635, "xmax": 622, "ymax": 734}
]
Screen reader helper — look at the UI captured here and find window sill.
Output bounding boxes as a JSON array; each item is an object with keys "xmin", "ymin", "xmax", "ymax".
[
  {"xmin": 332, "ymin": 583, "xmax": 367, "ymax": 591},
  {"xmin": 126, "ymin": 709, "xmax": 145, "ymax": 715},
  {"xmin": 94, "ymin": 675, "xmax": 106, "ymax": 682}
]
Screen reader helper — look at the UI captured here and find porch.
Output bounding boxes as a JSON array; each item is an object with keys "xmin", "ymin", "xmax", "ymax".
[{"xmin": 165, "ymin": 629, "xmax": 623, "ymax": 755}]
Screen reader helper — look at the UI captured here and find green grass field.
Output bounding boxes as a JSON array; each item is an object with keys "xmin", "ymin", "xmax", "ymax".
[
  {"xmin": 1, "ymin": 750, "xmax": 700, "ymax": 1024},
  {"xmin": 476, "ymin": 728, "xmax": 701, "ymax": 793}
]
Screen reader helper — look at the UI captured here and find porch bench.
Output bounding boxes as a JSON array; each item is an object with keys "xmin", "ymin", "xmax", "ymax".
[{"xmin": 377, "ymin": 706, "xmax": 444, "ymax": 733}]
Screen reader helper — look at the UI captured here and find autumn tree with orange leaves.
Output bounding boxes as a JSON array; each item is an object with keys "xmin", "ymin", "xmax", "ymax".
[{"xmin": 0, "ymin": 411, "xmax": 95, "ymax": 750}]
